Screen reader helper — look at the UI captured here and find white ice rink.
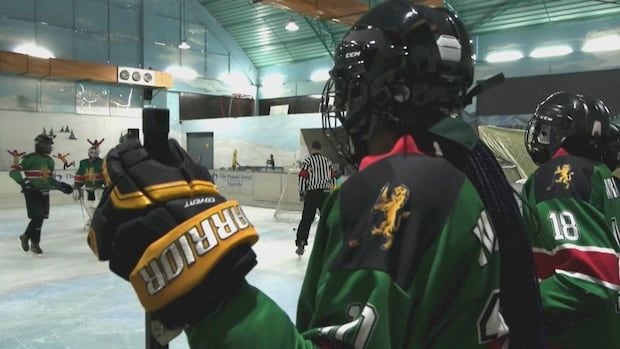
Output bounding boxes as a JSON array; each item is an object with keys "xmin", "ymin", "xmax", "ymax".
[{"xmin": 0, "ymin": 201, "xmax": 314, "ymax": 349}]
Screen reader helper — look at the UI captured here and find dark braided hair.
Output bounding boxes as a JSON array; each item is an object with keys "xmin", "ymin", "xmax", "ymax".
[
  {"xmin": 407, "ymin": 122, "xmax": 545, "ymax": 348},
  {"xmin": 442, "ymin": 139, "xmax": 545, "ymax": 348}
]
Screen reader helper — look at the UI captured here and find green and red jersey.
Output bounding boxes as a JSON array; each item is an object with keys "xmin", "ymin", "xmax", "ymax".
[
  {"xmin": 186, "ymin": 135, "xmax": 507, "ymax": 348},
  {"xmin": 522, "ymin": 150, "xmax": 620, "ymax": 348},
  {"xmin": 9, "ymin": 152, "xmax": 60, "ymax": 192},
  {"xmin": 74, "ymin": 157, "xmax": 104, "ymax": 189}
]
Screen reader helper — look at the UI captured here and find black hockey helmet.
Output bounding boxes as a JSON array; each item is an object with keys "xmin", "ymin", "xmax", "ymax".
[
  {"xmin": 321, "ymin": 0, "xmax": 474, "ymax": 165},
  {"xmin": 525, "ymin": 92, "xmax": 611, "ymax": 165},
  {"xmin": 35, "ymin": 134, "xmax": 54, "ymax": 155},
  {"xmin": 604, "ymin": 122, "xmax": 620, "ymax": 170}
]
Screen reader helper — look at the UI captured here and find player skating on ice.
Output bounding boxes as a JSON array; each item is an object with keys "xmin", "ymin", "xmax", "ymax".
[
  {"xmin": 86, "ymin": 1, "xmax": 543, "ymax": 347},
  {"xmin": 522, "ymin": 92, "xmax": 620, "ymax": 348},
  {"xmin": 9, "ymin": 134, "xmax": 73, "ymax": 255},
  {"xmin": 74, "ymin": 139, "xmax": 105, "ymax": 230}
]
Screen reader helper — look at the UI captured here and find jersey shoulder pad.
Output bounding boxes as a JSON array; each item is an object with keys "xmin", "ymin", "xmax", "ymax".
[
  {"xmin": 335, "ymin": 154, "xmax": 467, "ymax": 289},
  {"xmin": 532, "ymin": 156, "xmax": 594, "ymax": 202}
]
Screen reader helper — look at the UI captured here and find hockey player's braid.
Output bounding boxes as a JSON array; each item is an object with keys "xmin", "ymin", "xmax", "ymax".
[{"xmin": 440, "ymin": 139, "xmax": 545, "ymax": 348}]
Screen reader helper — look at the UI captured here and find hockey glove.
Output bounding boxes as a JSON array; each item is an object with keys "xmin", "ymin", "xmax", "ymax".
[
  {"xmin": 88, "ymin": 138, "xmax": 258, "ymax": 329},
  {"xmin": 57, "ymin": 182, "xmax": 74, "ymax": 195}
]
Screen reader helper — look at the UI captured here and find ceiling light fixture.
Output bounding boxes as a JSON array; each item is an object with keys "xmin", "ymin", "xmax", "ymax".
[
  {"xmin": 178, "ymin": 40, "xmax": 190, "ymax": 50},
  {"xmin": 582, "ymin": 34, "xmax": 620, "ymax": 53},
  {"xmin": 178, "ymin": 0, "xmax": 191, "ymax": 50},
  {"xmin": 530, "ymin": 45, "xmax": 573, "ymax": 58},
  {"xmin": 285, "ymin": 18, "xmax": 299, "ymax": 32},
  {"xmin": 485, "ymin": 50, "xmax": 524, "ymax": 63}
]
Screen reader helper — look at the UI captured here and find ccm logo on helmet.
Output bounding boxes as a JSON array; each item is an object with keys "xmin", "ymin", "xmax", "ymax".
[
  {"xmin": 345, "ymin": 51, "xmax": 362, "ymax": 59},
  {"xmin": 138, "ymin": 205, "xmax": 251, "ymax": 296}
]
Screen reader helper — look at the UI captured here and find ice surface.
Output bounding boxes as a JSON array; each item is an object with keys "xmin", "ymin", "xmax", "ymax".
[{"xmin": 0, "ymin": 203, "xmax": 314, "ymax": 349}]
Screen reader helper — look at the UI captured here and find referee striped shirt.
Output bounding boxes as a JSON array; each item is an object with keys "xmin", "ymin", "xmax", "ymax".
[{"xmin": 298, "ymin": 153, "xmax": 336, "ymax": 195}]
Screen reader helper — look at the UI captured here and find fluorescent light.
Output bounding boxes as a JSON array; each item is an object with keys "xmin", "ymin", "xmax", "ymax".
[
  {"xmin": 178, "ymin": 40, "xmax": 191, "ymax": 50},
  {"xmin": 530, "ymin": 45, "xmax": 573, "ymax": 58},
  {"xmin": 310, "ymin": 69, "xmax": 330, "ymax": 82},
  {"xmin": 14, "ymin": 43, "xmax": 55, "ymax": 59},
  {"xmin": 165, "ymin": 65, "xmax": 198, "ymax": 80},
  {"xmin": 485, "ymin": 50, "xmax": 524, "ymax": 63},
  {"xmin": 285, "ymin": 19, "xmax": 299, "ymax": 32},
  {"xmin": 309, "ymin": 94, "xmax": 322, "ymax": 99},
  {"xmin": 582, "ymin": 34, "xmax": 620, "ymax": 53}
]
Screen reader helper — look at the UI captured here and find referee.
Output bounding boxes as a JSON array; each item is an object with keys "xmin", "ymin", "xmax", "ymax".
[{"xmin": 295, "ymin": 141, "xmax": 335, "ymax": 256}]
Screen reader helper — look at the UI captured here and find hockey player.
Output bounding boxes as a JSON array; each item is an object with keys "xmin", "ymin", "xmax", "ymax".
[
  {"xmin": 9, "ymin": 134, "xmax": 73, "ymax": 254},
  {"xmin": 74, "ymin": 140, "xmax": 105, "ymax": 228},
  {"xmin": 523, "ymin": 92, "xmax": 620, "ymax": 348},
  {"xmin": 87, "ymin": 1, "xmax": 543, "ymax": 348}
]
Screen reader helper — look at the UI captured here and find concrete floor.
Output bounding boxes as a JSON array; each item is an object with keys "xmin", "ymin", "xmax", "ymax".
[{"xmin": 0, "ymin": 202, "xmax": 313, "ymax": 349}]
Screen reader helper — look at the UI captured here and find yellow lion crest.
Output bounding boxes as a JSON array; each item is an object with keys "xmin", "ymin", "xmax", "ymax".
[
  {"xmin": 371, "ymin": 184, "xmax": 411, "ymax": 250},
  {"xmin": 549, "ymin": 164, "xmax": 574, "ymax": 190}
]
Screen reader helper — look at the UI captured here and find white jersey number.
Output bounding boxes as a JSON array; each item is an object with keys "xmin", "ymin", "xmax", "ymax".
[{"xmin": 548, "ymin": 211, "xmax": 579, "ymax": 241}]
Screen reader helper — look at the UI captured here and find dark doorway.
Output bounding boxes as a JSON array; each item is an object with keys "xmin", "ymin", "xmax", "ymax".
[{"xmin": 187, "ymin": 132, "xmax": 214, "ymax": 170}]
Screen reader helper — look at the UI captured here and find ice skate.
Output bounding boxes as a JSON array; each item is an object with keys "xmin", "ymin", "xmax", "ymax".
[
  {"xmin": 30, "ymin": 242, "xmax": 43, "ymax": 255},
  {"xmin": 295, "ymin": 245, "xmax": 304, "ymax": 257},
  {"xmin": 19, "ymin": 234, "xmax": 29, "ymax": 252}
]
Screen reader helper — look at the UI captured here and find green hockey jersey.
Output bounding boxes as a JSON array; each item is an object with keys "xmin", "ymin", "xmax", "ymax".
[
  {"xmin": 185, "ymin": 136, "xmax": 507, "ymax": 348},
  {"xmin": 522, "ymin": 154, "xmax": 620, "ymax": 348},
  {"xmin": 74, "ymin": 157, "xmax": 104, "ymax": 189},
  {"xmin": 9, "ymin": 152, "xmax": 59, "ymax": 192}
]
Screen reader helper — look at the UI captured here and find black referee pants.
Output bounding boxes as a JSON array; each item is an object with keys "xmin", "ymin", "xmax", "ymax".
[{"xmin": 295, "ymin": 189, "xmax": 330, "ymax": 247}]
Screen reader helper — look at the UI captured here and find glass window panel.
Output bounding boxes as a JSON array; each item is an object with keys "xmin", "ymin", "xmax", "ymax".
[
  {"xmin": 144, "ymin": 44, "xmax": 179, "ymax": 71},
  {"xmin": 185, "ymin": 22, "xmax": 206, "ymax": 51},
  {"xmin": 40, "ymin": 80, "xmax": 76, "ymax": 113},
  {"xmin": 109, "ymin": 85, "xmax": 143, "ymax": 117},
  {"xmin": 75, "ymin": 32, "xmax": 109, "ymax": 64},
  {"xmin": 1, "ymin": 0, "xmax": 35, "ymax": 21},
  {"xmin": 109, "ymin": 0, "xmax": 141, "ymax": 10},
  {"xmin": 110, "ymin": 6, "xmax": 140, "ymax": 41},
  {"xmin": 0, "ymin": 75, "xmax": 37, "ymax": 111},
  {"xmin": 75, "ymin": 0, "xmax": 108, "ymax": 33},
  {"xmin": 144, "ymin": 14, "xmax": 179, "ymax": 46},
  {"xmin": 206, "ymin": 32, "xmax": 227, "ymax": 55},
  {"xmin": 181, "ymin": 50, "xmax": 206, "ymax": 78},
  {"xmin": 76, "ymin": 82, "xmax": 109, "ymax": 115},
  {"xmin": 110, "ymin": 38, "xmax": 141, "ymax": 67},
  {"xmin": 206, "ymin": 53, "xmax": 229, "ymax": 80},
  {"xmin": 147, "ymin": 0, "xmax": 179, "ymax": 18},
  {"xmin": 36, "ymin": 24, "xmax": 74, "ymax": 59},
  {"xmin": 0, "ymin": 18, "xmax": 35, "ymax": 52},
  {"xmin": 36, "ymin": 0, "xmax": 73, "ymax": 28}
]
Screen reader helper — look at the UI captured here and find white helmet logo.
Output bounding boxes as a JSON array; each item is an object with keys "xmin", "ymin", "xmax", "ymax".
[
  {"xmin": 345, "ymin": 51, "xmax": 362, "ymax": 59},
  {"xmin": 592, "ymin": 121, "xmax": 602, "ymax": 136},
  {"xmin": 436, "ymin": 35, "xmax": 462, "ymax": 62}
]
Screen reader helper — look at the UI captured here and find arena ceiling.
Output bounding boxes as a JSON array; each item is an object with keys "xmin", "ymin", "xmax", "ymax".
[{"xmin": 198, "ymin": 0, "xmax": 620, "ymax": 68}]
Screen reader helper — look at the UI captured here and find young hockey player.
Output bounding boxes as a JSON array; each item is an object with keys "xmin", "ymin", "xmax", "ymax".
[
  {"xmin": 74, "ymin": 139, "xmax": 105, "ymax": 228},
  {"xmin": 523, "ymin": 92, "xmax": 620, "ymax": 348},
  {"xmin": 87, "ymin": 1, "xmax": 543, "ymax": 347},
  {"xmin": 9, "ymin": 134, "xmax": 73, "ymax": 254}
]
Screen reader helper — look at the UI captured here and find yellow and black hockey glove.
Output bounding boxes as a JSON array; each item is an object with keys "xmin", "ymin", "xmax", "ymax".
[{"xmin": 88, "ymin": 138, "xmax": 258, "ymax": 328}]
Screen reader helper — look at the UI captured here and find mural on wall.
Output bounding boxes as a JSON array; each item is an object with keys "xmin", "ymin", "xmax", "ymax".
[
  {"xmin": 0, "ymin": 110, "xmax": 141, "ymax": 171},
  {"xmin": 53, "ymin": 152, "xmax": 75, "ymax": 170},
  {"xmin": 7, "ymin": 149, "xmax": 26, "ymax": 169}
]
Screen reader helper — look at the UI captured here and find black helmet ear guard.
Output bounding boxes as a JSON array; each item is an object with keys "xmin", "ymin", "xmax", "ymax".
[{"xmin": 321, "ymin": 0, "xmax": 504, "ymax": 167}]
